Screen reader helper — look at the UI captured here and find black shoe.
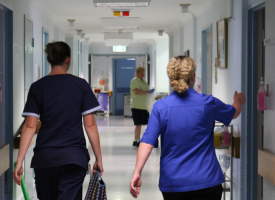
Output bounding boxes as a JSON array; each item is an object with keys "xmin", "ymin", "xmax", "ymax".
[{"xmin": 133, "ymin": 141, "xmax": 137, "ymax": 146}]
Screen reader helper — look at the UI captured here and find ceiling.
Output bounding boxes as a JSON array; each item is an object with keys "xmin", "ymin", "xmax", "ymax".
[{"xmin": 42, "ymin": 0, "xmax": 215, "ymax": 44}]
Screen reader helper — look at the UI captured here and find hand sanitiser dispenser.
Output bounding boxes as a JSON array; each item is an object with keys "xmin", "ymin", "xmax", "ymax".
[{"xmin": 258, "ymin": 77, "xmax": 267, "ymax": 111}]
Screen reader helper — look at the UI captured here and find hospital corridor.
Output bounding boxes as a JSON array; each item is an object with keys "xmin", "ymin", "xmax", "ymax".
[{"xmin": 0, "ymin": 0, "xmax": 275, "ymax": 200}]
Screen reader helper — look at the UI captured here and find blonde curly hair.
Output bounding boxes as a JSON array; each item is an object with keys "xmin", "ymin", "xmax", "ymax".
[{"xmin": 167, "ymin": 56, "xmax": 196, "ymax": 93}]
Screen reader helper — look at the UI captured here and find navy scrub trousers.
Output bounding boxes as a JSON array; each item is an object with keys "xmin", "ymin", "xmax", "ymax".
[{"xmin": 34, "ymin": 164, "xmax": 87, "ymax": 200}]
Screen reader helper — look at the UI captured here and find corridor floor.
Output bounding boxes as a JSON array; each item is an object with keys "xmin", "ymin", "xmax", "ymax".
[{"xmin": 82, "ymin": 115, "xmax": 163, "ymax": 200}]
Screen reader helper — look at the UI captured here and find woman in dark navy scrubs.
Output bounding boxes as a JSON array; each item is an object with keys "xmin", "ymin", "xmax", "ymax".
[
  {"xmin": 13, "ymin": 42, "xmax": 103, "ymax": 200},
  {"xmin": 130, "ymin": 56, "xmax": 246, "ymax": 200}
]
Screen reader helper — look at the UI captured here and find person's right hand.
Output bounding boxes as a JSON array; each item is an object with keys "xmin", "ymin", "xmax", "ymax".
[
  {"xmin": 130, "ymin": 173, "xmax": 142, "ymax": 198},
  {"xmin": 93, "ymin": 161, "xmax": 104, "ymax": 176},
  {"xmin": 234, "ymin": 91, "xmax": 246, "ymax": 105},
  {"xmin": 13, "ymin": 163, "xmax": 23, "ymax": 186}
]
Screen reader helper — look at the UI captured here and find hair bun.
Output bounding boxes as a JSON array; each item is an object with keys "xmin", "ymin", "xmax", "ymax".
[
  {"xmin": 44, "ymin": 41, "xmax": 71, "ymax": 66},
  {"xmin": 170, "ymin": 79, "xmax": 189, "ymax": 93}
]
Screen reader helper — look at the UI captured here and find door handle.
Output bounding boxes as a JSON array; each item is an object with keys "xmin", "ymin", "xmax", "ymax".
[{"xmin": 0, "ymin": 144, "xmax": 10, "ymax": 176}]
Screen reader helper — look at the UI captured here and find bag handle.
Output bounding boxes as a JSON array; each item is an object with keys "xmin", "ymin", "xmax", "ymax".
[{"xmin": 95, "ymin": 171, "xmax": 106, "ymax": 187}]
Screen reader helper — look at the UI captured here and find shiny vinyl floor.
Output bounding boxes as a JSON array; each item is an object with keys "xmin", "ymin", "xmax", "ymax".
[{"xmin": 82, "ymin": 115, "xmax": 163, "ymax": 200}]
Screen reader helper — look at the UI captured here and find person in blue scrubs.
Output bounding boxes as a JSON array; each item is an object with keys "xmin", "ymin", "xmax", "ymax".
[
  {"xmin": 13, "ymin": 42, "xmax": 104, "ymax": 200},
  {"xmin": 130, "ymin": 56, "xmax": 246, "ymax": 200}
]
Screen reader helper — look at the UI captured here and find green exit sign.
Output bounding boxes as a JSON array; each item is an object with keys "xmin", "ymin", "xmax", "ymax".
[{"xmin": 113, "ymin": 46, "xmax": 126, "ymax": 52}]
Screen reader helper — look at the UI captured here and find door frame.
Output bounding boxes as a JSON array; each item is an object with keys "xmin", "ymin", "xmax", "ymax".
[
  {"xmin": 244, "ymin": 3, "xmax": 265, "ymax": 200},
  {"xmin": 201, "ymin": 25, "xmax": 212, "ymax": 95},
  {"xmin": 0, "ymin": 4, "xmax": 13, "ymax": 200}
]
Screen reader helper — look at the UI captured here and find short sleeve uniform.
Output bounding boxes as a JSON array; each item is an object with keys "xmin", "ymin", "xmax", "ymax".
[
  {"xmin": 130, "ymin": 77, "xmax": 149, "ymax": 110},
  {"xmin": 141, "ymin": 88, "xmax": 236, "ymax": 192},
  {"xmin": 23, "ymin": 74, "xmax": 101, "ymax": 170}
]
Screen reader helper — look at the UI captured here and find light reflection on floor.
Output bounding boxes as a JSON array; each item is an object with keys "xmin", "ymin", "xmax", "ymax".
[{"xmin": 82, "ymin": 115, "xmax": 163, "ymax": 200}]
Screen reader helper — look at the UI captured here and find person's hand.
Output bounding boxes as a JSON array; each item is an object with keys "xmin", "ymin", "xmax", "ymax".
[
  {"xmin": 234, "ymin": 91, "xmax": 246, "ymax": 105},
  {"xmin": 93, "ymin": 160, "xmax": 104, "ymax": 176},
  {"xmin": 130, "ymin": 173, "xmax": 142, "ymax": 198},
  {"xmin": 148, "ymin": 89, "xmax": 155, "ymax": 94},
  {"xmin": 133, "ymin": 88, "xmax": 142, "ymax": 95},
  {"xmin": 13, "ymin": 163, "xmax": 23, "ymax": 186}
]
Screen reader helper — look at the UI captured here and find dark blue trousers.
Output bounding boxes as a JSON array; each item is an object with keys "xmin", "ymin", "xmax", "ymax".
[{"xmin": 34, "ymin": 164, "xmax": 87, "ymax": 200}]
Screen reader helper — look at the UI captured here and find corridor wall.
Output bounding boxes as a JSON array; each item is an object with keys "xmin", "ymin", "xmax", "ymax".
[{"xmin": 0, "ymin": 0, "xmax": 66, "ymax": 199}]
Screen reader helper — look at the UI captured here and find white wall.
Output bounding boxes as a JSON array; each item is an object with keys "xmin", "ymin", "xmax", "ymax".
[
  {"xmin": 0, "ymin": 0, "xmax": 66, "ymax": 199},
  {"xmin": 155, "ymin": 41, "xmax": 169, "ymax": 93}
]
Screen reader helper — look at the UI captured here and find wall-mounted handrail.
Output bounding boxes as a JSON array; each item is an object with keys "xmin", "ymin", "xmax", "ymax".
[{"xmin": 258, "ymin": 149, "xmax": 275, "ymax": 186}]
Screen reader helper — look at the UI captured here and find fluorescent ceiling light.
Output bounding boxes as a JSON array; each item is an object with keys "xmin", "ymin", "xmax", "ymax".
[
  {"xmin": 104, "ymin": 32, "xmax": 133, "ymax": 40},
  {"xmin": 106, "ymin": 40, "xmax": 130, "ymax": 46},
  {"xmin": 101, "ymin": 17, "xmax": 140, "ymax": 29},
  {"xmin": 94, "ymin": 0, "xmax": 150, "ymax": 7}
]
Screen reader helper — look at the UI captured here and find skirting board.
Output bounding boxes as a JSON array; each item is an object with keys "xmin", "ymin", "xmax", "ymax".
[
  {"xmin": 0, "ymin": 144, "xmax": 10, "ymax": 176},
  {"xmin": 258, "ymin": 149, "xmax": 275, "ymax": 186}
]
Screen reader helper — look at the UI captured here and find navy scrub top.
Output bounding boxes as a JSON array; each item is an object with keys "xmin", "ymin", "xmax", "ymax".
[
  {"xmin": 141, "ymin": 88, "xmax": 236, "ymax": 192},
  {"xmin": 22, "ymin": 74, "xmax": 101, "ymax": 170}
]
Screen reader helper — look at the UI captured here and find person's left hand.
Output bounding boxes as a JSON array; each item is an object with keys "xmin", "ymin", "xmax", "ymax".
[
  {"xmin": 133, "ymin": 88, "xmax": 142, "ymax": 95},
  {"xmin": 13, "ymin": 163, "xmax": 23, "ymax": 186},
  {"xmin": 130, "ymin": 173, "xmax": 142, "ymax": 198}
]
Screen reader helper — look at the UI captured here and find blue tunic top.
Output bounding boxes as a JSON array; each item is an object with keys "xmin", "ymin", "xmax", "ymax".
[
  {"xmin": 141, "ymin": 88, "xmax": 236, "ymax": 192},
  {"xmin": 22, "ymin": 74, "xmax": 101, "ymax": 170}
]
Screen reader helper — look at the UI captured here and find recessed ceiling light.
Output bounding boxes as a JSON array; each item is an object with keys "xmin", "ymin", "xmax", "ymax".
[
  {"xmin": 81, "ymin": 33, "xmax": 86, "ymax": 39},
  {"xmin": 180, "ymin": 4, "xmax": 191, "ymax": 13},
  {"xmin": 94, "ymin": 0, "xmax": 150, "ymax": 7},
  {"xmin": 76, "ymin": 29, "xmax": 83, "ymax": 36},
  {"xmin": 67, "ymin": 19, "xmax": 76, "ymax": 27},
  {"xmin": 158, "ymin": 30, "xmax": 164, "ymax": 36}
]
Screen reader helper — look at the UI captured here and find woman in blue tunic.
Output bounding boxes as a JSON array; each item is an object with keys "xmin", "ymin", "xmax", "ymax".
[
  {"xmin": 13, "ymin": 42, "xmax": 103, "ymax": 200},
  {"xmin": 130, "ymin": 56, "xmax": 246, "ymax": 200}
]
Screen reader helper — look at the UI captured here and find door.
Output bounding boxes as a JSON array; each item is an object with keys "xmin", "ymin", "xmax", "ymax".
[
  {"xmin": 42, "ymin": 28, "xmax": 49, "ymax": 76},
  {"xmin": 24, "ymin": 16, "xmax": 33, "ymax": 102},
  {"xmin": 202, "ymin": 27, "xmax": 212, "ymax": 95},
  {"xmin": 113, "ymin": 59, "xmax": 136, "ymax": 115},
  {"xmin": 0, "ymin": 7, "xmax": 5, "ymax": 200}
]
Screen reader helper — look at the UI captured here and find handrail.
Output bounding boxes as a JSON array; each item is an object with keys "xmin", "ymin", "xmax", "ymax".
[{"xmin": 0, "ymin": 144, "xmax": 10, "ymax": 176}]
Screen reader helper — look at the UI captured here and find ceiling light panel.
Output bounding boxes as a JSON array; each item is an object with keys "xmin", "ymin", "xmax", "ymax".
[
  {"xmin": 94, "ymin": 0, "xmax": 151, "ymax": 7},
  {"xmin": 101, "ymin": 17, "xmax": 140, "ymax": 29},
  {"xmin": 104, "ymin": 32, "xmax": 133, "ymax": 40}
]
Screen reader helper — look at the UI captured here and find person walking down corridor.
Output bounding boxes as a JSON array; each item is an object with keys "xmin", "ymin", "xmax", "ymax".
[
  {"xmin": 13, "ymin": 42, "xmax": 104, "ymax": 200},
  {"xmin": 130, "ymin": 56, "xmax": 246, "ymax": 200},
  {"xmin": 130, "ymin": 67, "xmax": 154, "ymax": 147}
]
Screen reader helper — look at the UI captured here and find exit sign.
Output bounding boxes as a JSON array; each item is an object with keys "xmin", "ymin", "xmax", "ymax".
[{"xmin": 113, "ymin": 46, "xmax": 126, "ymax": 52}]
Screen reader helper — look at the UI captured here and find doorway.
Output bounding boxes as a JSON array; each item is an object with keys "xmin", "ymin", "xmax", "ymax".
[
  {"xmin": 202, "ymin": 26, "xmax": 212, "ymax": 95},
  {"xmin": 247, "ymin": 4, "xmax": 265, "ymax": 200},
  {"xmin": 0, "ymin": 4, "xmax": 13, "ymax": 200},
  {"xmin": 112, "ymin": 58, "xmax": 136, "ymax": 115},
  {"xmin": 42, "ymin": 28, "xmax": 50, "ymax": 76}
]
